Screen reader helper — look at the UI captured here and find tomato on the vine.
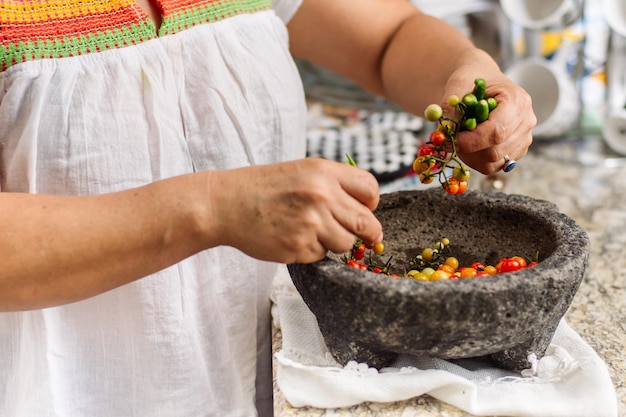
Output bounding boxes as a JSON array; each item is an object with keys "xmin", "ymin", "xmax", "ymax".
[
  {"xmin": 444, "ymin": 177, "xmax": 468, "ymax": 195},
  {"xmin": 413, "ymin": 156, "xmax": 435, "ymax": 175},
  {"xmin": 424, "ymin": 104, "xmax": 443, "ymax": 122},
  {"xmin": 429, "ymin": 131, "xmax": 446, "ymax": 147},
  {"xmin": 418, "ymin": 144, "xmax": 435, "ymax": 157},
  {"xmin": 453, "ymin": 165, "xmax": 470, "ymax": 182}
]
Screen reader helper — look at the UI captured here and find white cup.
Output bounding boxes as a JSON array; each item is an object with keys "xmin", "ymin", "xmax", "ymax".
[
  {"xmin": 603, "ymin": 110, "xmax": 626, "ymax": 155},
  {"xmin": 499, "ymin": 0, "xmax": 583, "ymax": 30},
  {"xmin": 602, "ymin": 37, "xmax": 626, "ymax": 155},
  {"xmin": 504, "ymin": 43, "xmax": 581, "ymax": 139},
  {"xmin": 602, "ymin": 0, "xmax": 626, "ymax": 38}
]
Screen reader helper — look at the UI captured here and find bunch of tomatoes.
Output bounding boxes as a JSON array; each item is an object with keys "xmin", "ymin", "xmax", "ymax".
[
  {"xmin": 343, "ymin": 237, "xmax": 538, "ymax": 281},
  {"xmin": 414, "ymin": 78, "xmax": 498, "ymax": 195},
  {"xmin": 405, "ymin": 238, "xmax": 537, "ymax": 281},
  {"xmin": 343, "ymin": 239, "xmax": 401, "ymax": 277}
]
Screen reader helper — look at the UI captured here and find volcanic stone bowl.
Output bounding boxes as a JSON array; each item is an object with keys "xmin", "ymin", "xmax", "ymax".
[{"xmin": 287, "ymin": 188, "xmax": 589, "ymax": 371}]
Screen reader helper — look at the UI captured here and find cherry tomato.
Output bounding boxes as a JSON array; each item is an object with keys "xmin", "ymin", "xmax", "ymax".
[
  {"xmin": 495, "ymin": 259, "xmax": 505, "ymax": 273},
  {"xmin": 459, "ymin": 267, "xmax": 478, "ymax": 278},
  {"xmin": 500, "ymin": 259, "xmax": 522, "ymax": 273},
  {"xmin": 473, "ymin": 78, "xmax": 486, "ymax": 101},
  {"xmin": 457, "ymin": 180, "xmax": 468, "ymax": 194},
  {"xmin": 346, "ymin": 260, "xmax": 359, "ymax": 268},
  {"xmin": 476, "ymin": 99, "xmax": 490, "ymax": 123},
  {"xmin": 447, "ymin": 95, "xmax": 460, "ymax": 107},
  {"xmin": 372, "ymin": 242, "xmax": 385, "ymax": 254},
  {"xmin": 429, "ymin": 270, "xmax": 450, "ymax": 281},
  {"xmin": 413, "ymin": 156, "xmax": 435, "ymax": 175},
  {"xmin": 424, "ymin": 104, "xmax": 443, "ymax": 122},
  {"xmin": 463, "ymin": 117, "xmax": 477, "ymax": 131},
  {"xmin": 511, "ymin": 256, "xmax": 528, "ymax": 269},
  {"xmin": 453, "ymin": 165, "xmax": 470, "ymax": 182},
  {"xmin": 462, "ymin": 93, "xmax": 478, "ymax": 113},
  {"xmin": 471, "ymin": 262, "xmax": 485, "ymax": 271},
  {"xmin": 429, "ymin": 131, "xmax": 446, "ymax": 147},
  {"xmin": 438, "ymin": 264, "xmax": 456, "ymax": 275},
  {"xmin": 444, "ymin": 257, "xmax": 459, "ymax": 271},
  {"xmin": 419, "ymin": 171, "xmax": 435, "ymax": 184},
  {"xmin": 418, "ymin": 144, "xmax": 435, "ymax": 157},
  {"xmin": 445, "ymin": 178, "xmax": 460, "ymax": 194},
  {"xmin": 421, "ymin": 247, "xmax": 434, "ymax": 261},
  {"xmin": 484, "ymin": 265, "xmax": 497, "ymax": 275},
  {"xmin": 352, "ymin": 243, "xmax": 365, "ymax": 260}
]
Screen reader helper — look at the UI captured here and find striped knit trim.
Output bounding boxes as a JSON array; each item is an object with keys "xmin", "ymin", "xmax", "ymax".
[
  {"xmin": 0, "ymin": 0, "xmax": 272, "ymax": 71},
  {"xmin": 160, "ymin": 0, "xmax": 271, "ymax": 35}
]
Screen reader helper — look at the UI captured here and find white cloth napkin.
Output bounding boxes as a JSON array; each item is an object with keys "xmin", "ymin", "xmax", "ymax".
[{"xmin": 271, "ymin": 266, "xmax": 618, "ymax": 417}]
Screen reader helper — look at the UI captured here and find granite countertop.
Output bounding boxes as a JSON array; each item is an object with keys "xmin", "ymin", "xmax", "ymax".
[{"xmin": 272, "ymin": 134, "xmax": 626, "ymax": 416}]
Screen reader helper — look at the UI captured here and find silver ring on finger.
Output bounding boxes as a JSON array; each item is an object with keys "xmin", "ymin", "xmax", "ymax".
[{"xmin": 503, "ymin": 155, "xmax": 516, "ymax": 173}]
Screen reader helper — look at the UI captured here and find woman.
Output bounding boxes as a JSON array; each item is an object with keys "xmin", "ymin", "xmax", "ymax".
[{"xmin": 0, "ymin": 0, "xmax": 535, "ymax": 415}]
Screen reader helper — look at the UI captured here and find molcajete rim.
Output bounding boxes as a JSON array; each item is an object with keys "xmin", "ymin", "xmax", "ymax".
[{"xmin": 288, "ymin": 188, "xmax": 590, "ymax": 371}]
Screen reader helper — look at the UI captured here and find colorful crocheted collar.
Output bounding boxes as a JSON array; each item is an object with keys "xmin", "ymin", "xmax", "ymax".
[{"xmin": 0, "ymin": 0, "xmax": 272, "ymax": 71}]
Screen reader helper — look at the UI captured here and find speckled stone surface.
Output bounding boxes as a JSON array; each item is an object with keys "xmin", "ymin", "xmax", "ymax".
[
  {"xmin": 273, "ymin": 136, "xmax": 626, "ymax": 417},
  {"xmin": 288, "ymin": 189, "xmax": 589, "ymax": 371}
]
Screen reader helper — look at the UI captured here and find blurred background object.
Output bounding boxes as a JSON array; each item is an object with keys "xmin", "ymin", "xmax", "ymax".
[{"xmin": 601, "ymin": 31, "xmax": 626, "ymax": 155}]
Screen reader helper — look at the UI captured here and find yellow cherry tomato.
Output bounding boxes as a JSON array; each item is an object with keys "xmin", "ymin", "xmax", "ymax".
[
  {"xmin": 429, "ymin": 270, "xmax": 450, "ymax": 281},
  {"xmin": 444, "ymin": 256, "xmax": 460, "ymax": 271}
]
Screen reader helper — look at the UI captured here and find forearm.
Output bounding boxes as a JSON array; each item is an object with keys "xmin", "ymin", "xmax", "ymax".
[
  {"xmin": 289, "ymin": 0, "xmax": 504, "ymax": 113},
  {"xmin": 0, "ymin": 159, "xmax": 384, "ymax": 311},
  {"xmin": 0, "ymin": 173, "xmax": 216, "ymax": 311},
  {"xmin": 378, "ymin": 13, "xmax": 503, "ymax": 113}
]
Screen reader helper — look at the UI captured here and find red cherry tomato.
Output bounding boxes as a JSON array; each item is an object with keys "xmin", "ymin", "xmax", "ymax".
[
  {"xmin": 471, "ymin": 262, "xmax": 485, "ymax": 271},
  {"xmin": 418, "ymin": 144, "xmax": 436, "ymax": 157},
  {"xmin": 511, "ymin": 256, "xmax": 528, "ymax": 268},
  {"xmin": 445, "ymin": 177, "xmax": 462, "ymax": 194},
  {"xmin": 500, "ymin": 259, "xmax": 522, "ymax": 273},
  {"xmin": 429, "ymin": 131, "xmax": 446, "ymax": 147}
]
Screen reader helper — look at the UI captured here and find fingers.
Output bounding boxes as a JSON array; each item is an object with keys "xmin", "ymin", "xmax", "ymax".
[
  {"xmin": 311, "ymin": 161, "xmax": 383, "ymax": 251},
  {"xmin": 452, "ymin": 80, "xmax": 536, "ymax": 175}
]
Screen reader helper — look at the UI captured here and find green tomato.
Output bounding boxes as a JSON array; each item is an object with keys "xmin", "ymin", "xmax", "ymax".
[
  {"xmin": 462, "ymin": 93, "xmax": 477, "ymax": 117},
  {"xmin": 463, "ymin": 117, "xmax": 477, "ymax": 131},
  {"xmin": 476, "ymin": 99, "xmax": 490, "ymax": 123},
  {"xmin": 424, "ymin": 104, "xmax": 443, "ymax": 122},
  {"xmin": 447, "ymin": 95, "xmax": 460, "ymax": 107},
  {"xmin": 473, "ymin": 78, "xmax": 486, "ymax": 100}
]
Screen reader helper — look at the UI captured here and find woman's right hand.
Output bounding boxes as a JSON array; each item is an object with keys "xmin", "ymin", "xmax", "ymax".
[{"xmin": 209, "ymin": 158, "xmax": 383, "ymax": 264}]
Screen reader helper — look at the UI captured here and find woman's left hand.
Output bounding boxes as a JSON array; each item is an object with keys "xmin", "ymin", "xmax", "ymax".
[{"xmin": 442, "ymin": 71, "xmax": 536, "ymax": 175}]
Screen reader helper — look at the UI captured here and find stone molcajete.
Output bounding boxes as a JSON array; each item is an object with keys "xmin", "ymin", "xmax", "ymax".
[{"xmin": 287, "ymin": 188, "xmax": 589, "ymax": 371}]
